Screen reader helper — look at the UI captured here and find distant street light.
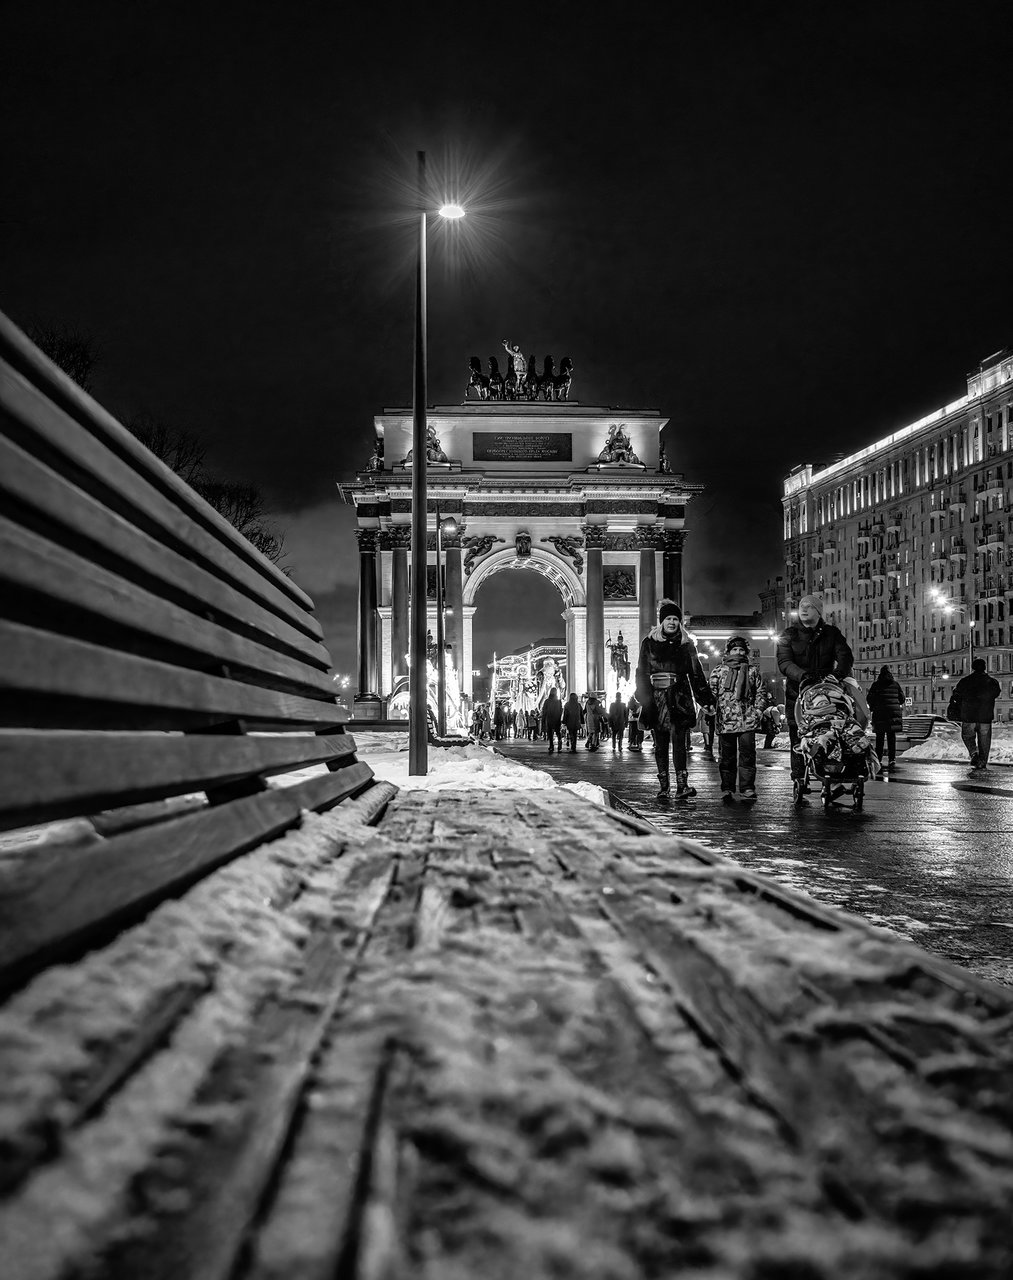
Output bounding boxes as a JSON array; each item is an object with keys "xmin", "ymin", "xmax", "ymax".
[
  {"xmin": 928, "ymin": 586, "xmax": 974, "ymax": 671},
  {"xmin": 409, "ymin": 152, "xmax": 465, "ymax": 776}
]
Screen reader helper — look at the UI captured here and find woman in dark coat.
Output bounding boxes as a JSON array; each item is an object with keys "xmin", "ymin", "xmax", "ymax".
[
  {"xmin": 866, "ymin": 664, "xmax": 905, "ymax": 769},
  {"xmin": 635, "ymin": 599, "xmax": 714, "ymax": 801},
  {"xmin": 543, "ymin": 687, "xmax": 563, "ymax": 753},
  {"xmin": 562, "ymin": 692, "xmax": 583, "ymax": 753}
]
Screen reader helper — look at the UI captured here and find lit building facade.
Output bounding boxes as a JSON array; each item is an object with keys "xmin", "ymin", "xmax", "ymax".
[{"xmin": 781, "ymin": 348, "xmax": 1013, "ymax": 718}]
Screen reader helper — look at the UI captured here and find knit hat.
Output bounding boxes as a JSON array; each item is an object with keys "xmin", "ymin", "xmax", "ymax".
[
  {"xmin": 725, "ymin": 635, "xmax": 749, "ymax": 654},
  {"xmin": 658, "ymin": 599, "xmax": 682, "ymax": 623},
  {"xmin": 798, "ymin": 594, "xmax": 824, "ymax": 616},
  {"xmin": 879, "ymin": 665, "xmax": 891, "ymax": 678}
]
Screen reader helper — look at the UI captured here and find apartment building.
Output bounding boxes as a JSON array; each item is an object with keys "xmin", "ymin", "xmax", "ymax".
[{"xmin": 781, "ymin": 348, "xmax": 1013, "ymax": 719}]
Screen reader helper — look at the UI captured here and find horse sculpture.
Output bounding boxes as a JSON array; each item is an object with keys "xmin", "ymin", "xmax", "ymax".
[
  {"xmin": 551, "ymin": 356, "xmax": 573, "ymax": 401},
  {"xmin": 487, "ymin": 355, "xmax": 505, "ymax": 401},
  {"xmin": 467, "ymin": 356, "xmax": 491, "ymax": 400},
  {"xmin": 534, "ymin": 355, "xmax": 555, "ymax": 401},
  {"xmin": 523, "ymin": 354, "xmax": 538, "ymax": 400}
]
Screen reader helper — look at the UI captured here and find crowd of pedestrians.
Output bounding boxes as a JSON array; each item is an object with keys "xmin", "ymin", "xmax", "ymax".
[{"xmin": 471, "ymin": 592, "xmax": 1004, "ymax": 803}]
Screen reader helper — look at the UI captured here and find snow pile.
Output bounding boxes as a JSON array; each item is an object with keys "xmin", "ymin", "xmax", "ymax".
[
  {"xmin": 350, "ymin": 733, "xmax": 609, "ymax": 808},
  {"xmin": 902, "ymin": 721, "xmax": 1013, "ymax": 764}
]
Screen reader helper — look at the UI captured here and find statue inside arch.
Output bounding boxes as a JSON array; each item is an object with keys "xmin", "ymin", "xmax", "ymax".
[{"xmin": 536, "ymin": 656, "xmax": 566, "ymax": 711}]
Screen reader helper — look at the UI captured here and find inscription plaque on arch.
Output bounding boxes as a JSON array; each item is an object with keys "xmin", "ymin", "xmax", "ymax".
[{"xmin": 472, "ymin": 432, "xmax": 572, "ymax": 463}]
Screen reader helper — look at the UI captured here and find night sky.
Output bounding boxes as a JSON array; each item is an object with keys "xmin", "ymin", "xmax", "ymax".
[{"xmin": 3, "ymin": 1, "xmax": 1012, "ymax": 679}]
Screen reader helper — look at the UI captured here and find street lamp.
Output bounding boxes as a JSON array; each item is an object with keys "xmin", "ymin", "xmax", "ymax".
[
  {"xmin": 409, "ymin": 151, "xmax": 465, "ymax": 776},
  {"xmin": 435, "ymin": 507, "xmax": 458, "ymax": 737},
  {"xmin": 928, "ymin": 586, "xmax": 974, "ymax": 672}
]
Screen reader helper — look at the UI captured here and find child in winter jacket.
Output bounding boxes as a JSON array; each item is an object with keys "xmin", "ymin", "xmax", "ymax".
[{"xmin": 708, "ymin": 635, "xmax": 765, "ymax": 803}]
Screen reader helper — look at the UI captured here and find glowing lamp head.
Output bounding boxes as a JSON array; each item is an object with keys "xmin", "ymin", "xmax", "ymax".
[{"xmin": 438, "ymin": 203, "xmax": 465, "ymax": 219}]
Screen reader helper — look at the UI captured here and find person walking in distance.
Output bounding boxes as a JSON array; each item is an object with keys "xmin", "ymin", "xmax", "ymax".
[
  {"xmin": 698, "ymin": 703, "xmax": 716, "ymax": 760},
  {"xmin": 760, "ymin": 703, "xmax": 782, "ymax": 749},
  {"xmin": 584, "ymin": 694, "xmax": 602, "ymax": 750},
  {"xmin": 866, "ymin": 665, "xmax": 905, "ymax": 773},
  {"xmin": 543, "ymin": 687, "xmax": 563, "ymax": 754},
  {"xmin": 562, "ymin": 692, "xmax": 583, "ymax": 753},
  {"xmin": 709, "ymin": 635, "xmax": 764, "ymax": 804},
  {"xmin": 608, "ymin": 690, "xmax": 628, "ymax": 752},
  {"xmin": 626, "ymin": 693, "xmax": 644, "ymax": 751},
  {"xmin": 636, "ymin": 599, "xmax": 715, "ymax": 802},
  {"xmin": 951, "ymin": 658, "xmax": 1001, "ymax": 771},
  {"xmin": 776, "ymin": 594, "xmax": 854, "ymax": 808}
]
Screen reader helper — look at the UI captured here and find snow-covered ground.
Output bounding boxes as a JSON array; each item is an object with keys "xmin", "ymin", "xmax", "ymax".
[
  {"xmin": 900, "ymin": 721, "xmax": 1013, "ymax": 764},
  {"xmin": 351, "ymin": 732, "xmax": 609, "ymax": 808},
  {"xmin": 694, "ymin": 724, "xmax": 1013, "ymax": 766}
]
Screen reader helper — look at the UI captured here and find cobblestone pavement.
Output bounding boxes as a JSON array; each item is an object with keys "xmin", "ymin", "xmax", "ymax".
[{"xmin": 496, "ymin": 738, "xmax": 1013, "ymax": 986}]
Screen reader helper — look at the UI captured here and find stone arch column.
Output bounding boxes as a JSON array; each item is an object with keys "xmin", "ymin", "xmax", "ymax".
[
  {"xmin": 636, "ymin": 524, "xmax": 659, "ymax": 645},
  {"xmin": 583, "ymin": 524, "xmax": 606, "ymax": 694},
  {"xmin": 355, "ymin": 528, "xmax": 379, "ymax": 701},
  {"xmin": 663, "ymin": 529, "xmax": 686, "ymax": 608},
  {"xmin": 443, "ymin": 529, "xmax": 464, "ymax": 696},
  {"xmin": 388, "ymin": 525, "xmax": 410, "ymax": 688}
]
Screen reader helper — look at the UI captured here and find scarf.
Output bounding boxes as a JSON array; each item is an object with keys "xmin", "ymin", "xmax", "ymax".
[{"xmin": 721, "ymin": 653, "xmax": 749, "ymax": 703}]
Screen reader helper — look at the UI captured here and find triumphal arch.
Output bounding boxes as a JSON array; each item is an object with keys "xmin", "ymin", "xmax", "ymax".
[{"xmin": 338, "ymin": 389, "xmax": 702, "ymax": 717}]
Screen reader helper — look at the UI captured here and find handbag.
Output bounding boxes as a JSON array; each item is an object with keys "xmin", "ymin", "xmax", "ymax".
[{"xmin": 945, "ymin": 694, "xmax": 961, "ymax": 723}]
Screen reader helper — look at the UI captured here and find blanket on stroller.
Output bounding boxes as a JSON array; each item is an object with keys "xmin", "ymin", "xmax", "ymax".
[{"xmin": 795, "ymin": 676, "xmax": 877, "ymax": 777}]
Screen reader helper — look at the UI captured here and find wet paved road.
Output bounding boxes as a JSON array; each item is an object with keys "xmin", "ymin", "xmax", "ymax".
[{"xmin": 496, "ymin": 738, "xmax": 1013, "ymax": 986}]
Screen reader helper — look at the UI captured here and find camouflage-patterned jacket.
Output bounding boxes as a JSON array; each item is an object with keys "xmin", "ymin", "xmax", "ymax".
[{"xmin": 708, "ymin": 659, "xmax": 765, "ymax": 734}]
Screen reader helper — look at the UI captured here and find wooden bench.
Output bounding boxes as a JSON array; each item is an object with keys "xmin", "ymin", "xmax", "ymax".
[{"xmin": 3, "ymin": 311, "xmax": 1013, "ymax": 1278}]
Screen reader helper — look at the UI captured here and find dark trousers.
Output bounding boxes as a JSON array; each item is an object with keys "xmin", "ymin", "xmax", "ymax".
[
  {"xmin": 961, "ymin": 721, "xmax": 992, "ymax": 765},
  {"xmin": 874, "ymin": 727, "xmax": 897, "ymax": 763},
  {"xmin": 787, "ymin": 719, "xmax": 804, "ymax": 781},
  {"xmin": 611, "ymin": 728, "xmax": 624, "ymax": 750},
  {"xmin": 566, "ymin": 727, "xmax": 578, "ymax": 751},
  {"xmin": 718, "ymin": 731, "xmax": 756, "ymax": 792},
  {"xmin": 546, "ymin": 726, "xmax": 562, "ymax": 751},
  {"xmin": 653, "ymin": 727, "xmax": 688, "ymax": 777}
]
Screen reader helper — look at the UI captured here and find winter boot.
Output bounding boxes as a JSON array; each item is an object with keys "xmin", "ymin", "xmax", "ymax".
[
  {"xmin": 674, "ymin": 770, "xmax": 694, "ymax": 802},
  {"xmin": 656, "ymin": 771, "xmax": 671, "ymax": 801}
]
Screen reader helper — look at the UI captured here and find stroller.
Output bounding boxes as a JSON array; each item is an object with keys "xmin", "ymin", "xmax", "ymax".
[{"xmin": 793, "ymin": 675, "xmax": 878, "ymax": 811}]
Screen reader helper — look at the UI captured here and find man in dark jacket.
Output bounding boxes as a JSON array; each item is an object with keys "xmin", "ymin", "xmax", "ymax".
[
  {"xmin": 607, "ymin": 692, "xmax": 628, "ymax": 752},
  {"xmin": 866, "ymin": 665, "xmax": 905, "ymax": 771},
  {"xmin": 952, "ymin": 658, "xmax": 1001, "ymax": 770},
  {"xmin": 543, "ymin": 687, "xmax": 564, "ymax": 753},
  {"xmin": 636, "ymin": 599, "xmax": 714, "ymax": 801},
  {"xmin": 776, "ymin": 594, "xmax": 853, "ymax": 806}
]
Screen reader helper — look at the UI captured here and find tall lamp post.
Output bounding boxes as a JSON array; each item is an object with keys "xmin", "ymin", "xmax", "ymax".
[
  {"xmin": 408, "ymin": 151, "xmax": 464, "ymax": 776},
  {"xmin": 435, "ymin": 507, "xmax": 458, "ymax": 737}
]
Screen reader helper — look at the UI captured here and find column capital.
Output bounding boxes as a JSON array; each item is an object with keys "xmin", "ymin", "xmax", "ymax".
[
  {"xmin": 634, "ymin": 524, "xmax": 661, "ymax": 550},
  {"xmin": 664, "ymin": 529, "xmax": 687, "ymax": 553},
  {"xmin": 356, "ymin": 528, "xmax": 379, "ymax": 553},
  {"xmin": 582, "ymin": 524, "xmax": 607, "ymax": 550},
  {"xmin": 387, "ymin": 525, "xmax": 411, "ymax": 550}
]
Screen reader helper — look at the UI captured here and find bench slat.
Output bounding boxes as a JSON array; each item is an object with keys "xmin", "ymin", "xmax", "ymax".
[
  {"xmin": 0, "ymin": 435, "xmax": 332, "ymax": 672},
  {"xmin": 0, "ymin": 761, "xmax": 375, "ymax": 989},
  {"xmin": 0, "ymin": 367, "xmax": 322, "ymax": 643},
  {"xmin": 0, "ymin": 731, "xmax": 357, "ymax": 831},
  {"xmin": 0, "ymin": 311, "xmax": 312, "ymax": 613},
  {"xmin": 1, "ymin": 514, "xmax": 336, "ymax": 697},
  {"xmin": 1, "ymin": 621, "xmax": 345, "ymax": 730}
]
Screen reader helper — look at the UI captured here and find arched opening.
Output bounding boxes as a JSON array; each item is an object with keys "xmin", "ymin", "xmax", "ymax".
[{"xmin": 472, "ymin": 570, "xmax": 566, "ymax": 701}]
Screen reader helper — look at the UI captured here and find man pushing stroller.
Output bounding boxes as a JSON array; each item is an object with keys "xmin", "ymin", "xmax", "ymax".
[{"xmin": 776, "ymin": 594, "xmax": 855, "ymax": 808}]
